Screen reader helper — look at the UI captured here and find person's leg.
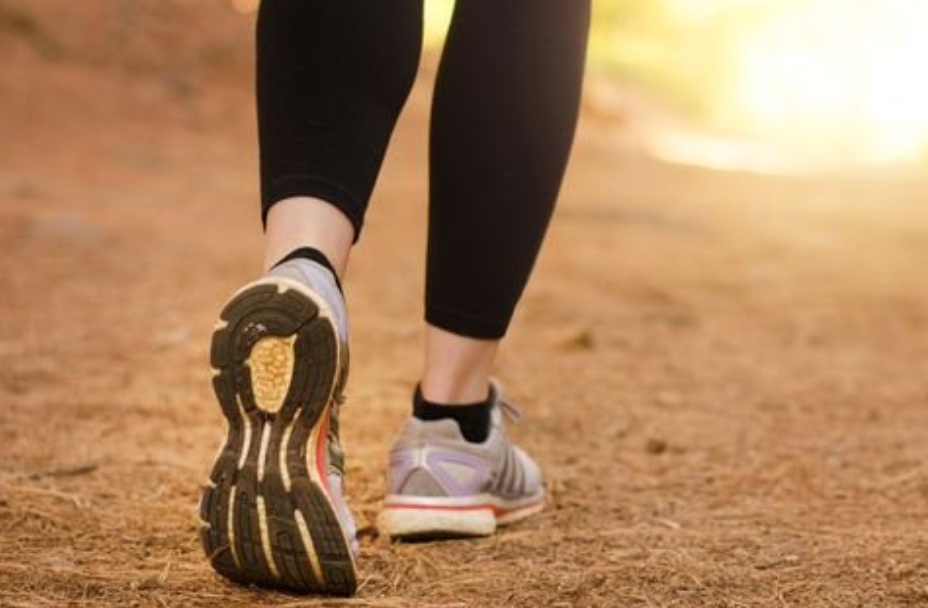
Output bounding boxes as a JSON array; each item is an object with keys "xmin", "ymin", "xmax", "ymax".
[
  {"xmin": 381, "ymin": 0, "xmax": 591, "ymax": 539},
  {"xmin": 420, "ymin": 327, "xmax": 498, "ymax": 403},
  {"xmin": 201, "ymin": 0, "xmax": 422, "ymax": 596},
  {"xmin": 263, "ymin": 197, "xmax": 354, "ymax": 274},
  {"xmin": 421, "ymin": 0, "xmax": 591, "ymax": 402},
  {"xmin": 257, "ymin": 0, "xmax": 423, "ymax": 270}
]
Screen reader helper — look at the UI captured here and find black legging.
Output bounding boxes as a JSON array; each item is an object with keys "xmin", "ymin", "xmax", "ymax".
[{"xmin": 257, "ymin": 0, "xmax": 590, "ymax": 339}]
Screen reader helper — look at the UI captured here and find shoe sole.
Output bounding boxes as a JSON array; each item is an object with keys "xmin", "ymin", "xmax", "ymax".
[
  {"xmin": 378, "ymin": 491, "xmax": 545, "ymax": 539},
  {"xmin": 199, "ymin": 277, "xmax": 357, "ymax": 596}
]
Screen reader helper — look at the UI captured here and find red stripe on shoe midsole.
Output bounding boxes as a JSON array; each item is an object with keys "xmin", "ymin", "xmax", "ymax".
[
  {"xmin": 315, "ymin": 410, "xmax": 330, "ymax": 494},
  {"xmin": 382, "ymin": 499, "xmax": 543, "ymax": 516}
]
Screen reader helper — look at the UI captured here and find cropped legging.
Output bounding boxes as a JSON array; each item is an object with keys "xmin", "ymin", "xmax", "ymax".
[{"xmin": 257, "ymin": 0, "xmax": 590, "ymax": 339}]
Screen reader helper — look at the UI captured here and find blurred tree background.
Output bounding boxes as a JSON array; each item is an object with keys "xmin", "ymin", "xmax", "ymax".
[
  {"xmin": 427, "ymin": 0, "xmax": 928, "ymax": 167},
  {"xmin": 5, "ymin": 0, "xmax": 925, "ymax": 168},
  {"xmin": 427, "ymin": 0, "xmax": 760, "ymax": 118}
]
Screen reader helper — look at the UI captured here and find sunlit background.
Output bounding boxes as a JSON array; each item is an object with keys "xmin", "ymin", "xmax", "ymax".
[
  {"xmin": 226, "ymin": 0, "xmax": 928, "ymax": 172},
  {"xmin": 432, "ymin": 0, "xmax": 928, "ymax": 172}
]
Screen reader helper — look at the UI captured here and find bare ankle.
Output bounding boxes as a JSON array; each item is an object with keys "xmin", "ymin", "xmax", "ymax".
[{"xmin": 421, "ymin": 325, "xmax": 499, "ymax": 404}]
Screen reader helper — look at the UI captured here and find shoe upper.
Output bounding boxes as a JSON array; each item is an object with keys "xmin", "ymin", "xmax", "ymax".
[{"xmin": 386, "ymin": 383, "xmax": 543, "ymax": 501}]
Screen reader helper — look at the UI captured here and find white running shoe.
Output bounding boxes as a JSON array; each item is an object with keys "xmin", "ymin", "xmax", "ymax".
[{"xmin": 379, "ymin": 382, "xmax": 545, "ymax": 539}]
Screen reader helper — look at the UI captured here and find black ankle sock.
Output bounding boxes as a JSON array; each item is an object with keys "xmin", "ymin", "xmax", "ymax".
[
  {"xmin": 413, "ymin": 385, "xmax": 493, "ymax": 443},
  {"xmin": 273, "ymin": 246, "xmax": 343, "ymax": 294}
]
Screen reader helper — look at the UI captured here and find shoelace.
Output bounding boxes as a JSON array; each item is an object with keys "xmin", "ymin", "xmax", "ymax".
[
  {"xmin": 489, "ymin": 378, "xmax": 523, "ymax": 423},
  {"xmin": 497, "ymin": 396, "xmax": 523, "ymax": 423}
]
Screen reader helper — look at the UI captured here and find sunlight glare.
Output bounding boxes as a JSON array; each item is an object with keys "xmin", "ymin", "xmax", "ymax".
[{"xmin": 720, "ymin": 0, "xmax": 928, "ymax": 163}]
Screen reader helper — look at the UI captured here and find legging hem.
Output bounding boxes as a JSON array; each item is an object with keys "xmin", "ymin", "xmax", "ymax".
[
  {"xmin": 261, "ymin": 176, "xmax": 365, "ymax": 242},
  {"xmin": 425, "ymin": 305, "xmax": 508, "ymax": 340}
]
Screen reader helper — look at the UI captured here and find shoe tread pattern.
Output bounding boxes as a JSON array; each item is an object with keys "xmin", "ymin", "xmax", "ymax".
[{"xmin": 199, "ymin": 282, "xmax": 356, "ymax": 596}]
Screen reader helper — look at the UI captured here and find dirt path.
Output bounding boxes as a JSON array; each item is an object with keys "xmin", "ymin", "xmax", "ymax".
[{"xmin": 3, "ymin": 3, "xmax": 928, "ymax": 606}]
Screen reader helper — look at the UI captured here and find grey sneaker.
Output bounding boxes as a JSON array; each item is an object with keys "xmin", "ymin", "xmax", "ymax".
[
  {"xmin": 199, "ymin": 259, "xmax": 357, "ymax": 596},
  {"xmin": 378, "ymin": 382, "xmax": 545, "ymax": 539}
]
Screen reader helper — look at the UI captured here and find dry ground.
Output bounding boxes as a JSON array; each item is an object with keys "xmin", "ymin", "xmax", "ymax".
[{"xmin": 3, "ymin": 1, "xmax": 928, "ymax": 606}]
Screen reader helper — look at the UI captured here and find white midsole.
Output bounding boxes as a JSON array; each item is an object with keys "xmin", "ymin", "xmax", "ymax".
[
  {"xmin": 379, "ymin": 490, "xmax": 545, "ymax": 537},
  {"xmin": 384, "ymin": 490, "xmax": 544, "ymax": 509}
]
